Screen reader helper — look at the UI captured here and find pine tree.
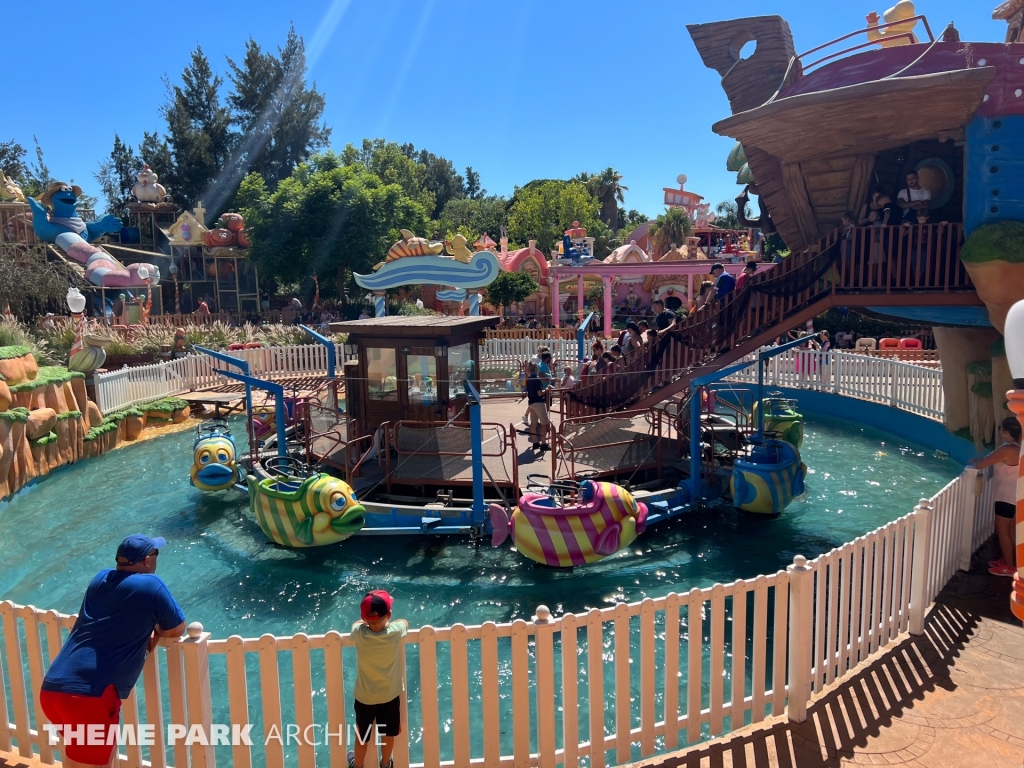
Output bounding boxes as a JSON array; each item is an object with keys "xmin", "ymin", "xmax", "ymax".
[
  {"xmin": 94, "ymin": 134, "xmax": 139, "ymax": 220},
  {"xmin": 226, "ymin": 25, "xmax": 330, "ymax": 187},
  {"xmin": 22, "ymin": 136, "xmax": 53, "ymax": 198},
  {"xmin": 162, "ymin": 46, "xmax": 235, "ymax": 214},
  {"xmin": 464, "ymin": 167, "xmax": 485, "ymax": 200}
]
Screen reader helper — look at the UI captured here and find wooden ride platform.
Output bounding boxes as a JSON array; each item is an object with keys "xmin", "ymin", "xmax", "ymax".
[
  {"xmin": 178, "ymin": 391, "xmax": 247, "ymax": 417},
  {"xmin": 185, "ymin": 374, "xmax": 331, "ymax": 417}
]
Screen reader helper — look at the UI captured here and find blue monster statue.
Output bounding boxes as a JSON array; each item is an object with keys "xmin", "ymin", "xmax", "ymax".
[{"xmin": 27, "ymin": 182, "xmax": 122, "ymax": 243}]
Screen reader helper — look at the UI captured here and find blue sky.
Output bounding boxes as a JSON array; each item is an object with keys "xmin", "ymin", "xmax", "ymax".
[{"xmin": 1, "ymin": 0, "xmax": 1005, "ymax": 219}]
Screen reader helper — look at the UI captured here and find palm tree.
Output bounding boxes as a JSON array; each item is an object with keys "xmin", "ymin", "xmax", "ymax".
[
  {"xmin": 593, "ymin": 167, "xmax": 627, "ymax": 228},
  {"xmin": 715, "ymin": 200, "xmax": 741, "ymax": 230},
  {"xmin": 648, "ymin": 207, "xmax": 692, "ymax": 259}
]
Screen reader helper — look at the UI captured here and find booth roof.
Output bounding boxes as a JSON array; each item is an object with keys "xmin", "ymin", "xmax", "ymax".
[{"xmin": 328, "ymin": 315, "xmax": 500, "ymax": 338}]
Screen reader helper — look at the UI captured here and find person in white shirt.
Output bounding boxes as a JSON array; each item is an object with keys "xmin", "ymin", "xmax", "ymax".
[
  {"xmin": 896, "ymin": 172, "xmax": 931, "ymax": 224},
  {"xmin": 560, "ymin": 366, "xmax": 576, "ymax": 389}
]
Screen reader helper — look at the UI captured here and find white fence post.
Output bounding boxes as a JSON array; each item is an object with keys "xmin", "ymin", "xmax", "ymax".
[
  {"xmin": 958, "ymin": 468, "xmax": 982, "ymax": 572},
  {"xmin": 909, "ymin": 498, "xmax": 934, "ymax": 636},
  {"xmin": 179, "ymin": 622, "xmax": 216, "ymax": 768},
  {"xmin": 786, "ymin": 554, "xmax": 814, "ymax": 723}
]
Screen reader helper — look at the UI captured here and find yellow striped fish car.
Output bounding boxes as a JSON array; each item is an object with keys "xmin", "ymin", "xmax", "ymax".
[
  {"xmin": 730, "ymin": 437, "xmax": 806, "ymax": 516},
  {"xmin": 752, "ymin": 397, "xmax": 804, "ymax": 447},
  {"xmin": 372, "ymin": 229, "xmax": 444, "ymax": 270},
  {"xmin": 190, "ymin": 421, "xmax": 242, "ymax": 492},
  {"xmin": 246, "ymin": 473, "xmax": 366, "ymax": 547},
  {"xmin": 492, "ymin": 480, "xmax": 649, "ymax": 567}
]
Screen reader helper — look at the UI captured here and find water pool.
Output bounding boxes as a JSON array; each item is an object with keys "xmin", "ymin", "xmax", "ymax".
[{"xmin": 0, "ymin": 412, "xmax": 958, "ymax": 636}]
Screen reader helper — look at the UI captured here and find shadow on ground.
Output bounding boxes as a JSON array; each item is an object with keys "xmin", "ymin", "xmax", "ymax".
[{"xmin": 633, "ymin": 538, "xmax": 1024, "ymax": 768}]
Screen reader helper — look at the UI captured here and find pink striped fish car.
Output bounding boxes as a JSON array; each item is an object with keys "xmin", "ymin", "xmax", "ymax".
[{"xmin": 490, "ymin": 480, "xmax": 648, "ymax": 567}]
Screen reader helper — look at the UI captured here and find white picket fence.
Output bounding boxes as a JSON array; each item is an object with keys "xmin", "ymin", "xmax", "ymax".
[
  {"xmin": 0, "ymin": 468, "xmax": 996, "ymax": 768},
  {"xmin": 481, "ymin": 336, "xmax": 582, "ymax": 364},
  {"xmin": 94, "ymin": 345, "xmax": 351, "ymax": 414},
  {"xmin": 727, "ymin": 348, "xmax": 944, "ymax": 421}
]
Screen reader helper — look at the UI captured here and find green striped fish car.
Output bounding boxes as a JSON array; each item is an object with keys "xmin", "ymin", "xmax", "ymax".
[{"xmin": 247, "ymin": 472, "xmax": 366, "ymax": 547}]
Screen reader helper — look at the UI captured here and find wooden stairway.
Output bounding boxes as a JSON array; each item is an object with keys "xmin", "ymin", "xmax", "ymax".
[{"xmin": 565, "ymin": 223, "xmax": 979, "ymax": 417}]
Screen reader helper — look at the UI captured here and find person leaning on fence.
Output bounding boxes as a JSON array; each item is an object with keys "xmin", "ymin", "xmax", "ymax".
[
  {"xmin": 968, "ymin": 417, "xmax": 1022, "ymax": 577},
  {"xmin": 349, "ymin": 590, "xmax": 408, "ymax": 768},
  {"xmin": 40, "ymin": 535, "xmax": 185, "ymax": 768}
]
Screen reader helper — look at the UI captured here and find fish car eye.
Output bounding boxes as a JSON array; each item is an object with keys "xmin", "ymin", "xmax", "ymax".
[
  {"xmin": 329, "ymin": 492, "xmax": 347, "ymax": 511},
  {"xmin": 198, "ymin": 450, "xmax": 211, "ymax": 464},
  {"xmin": 217, "ymin": 450, "xmax": 230, "ymax": 462}
]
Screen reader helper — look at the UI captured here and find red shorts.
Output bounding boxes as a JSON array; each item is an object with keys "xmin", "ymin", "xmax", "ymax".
[{"xmin": 40, "ymin": 684, "xmax": 121, "ymax": 765}]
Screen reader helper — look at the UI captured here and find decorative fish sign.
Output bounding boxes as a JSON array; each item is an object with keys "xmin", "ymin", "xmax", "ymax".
[
  {"xmin": 374, "ymin": 230, "xmax": 444, "ymax": 270},
  {"xmin": 354, "ymin": 250, "xmax": 502, "ymax": 291}
]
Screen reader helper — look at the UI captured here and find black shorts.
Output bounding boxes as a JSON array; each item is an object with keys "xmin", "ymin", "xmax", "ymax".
[
  {"xmin": 995, "ymin": 501, "xmax": 1016, "ymax": 519},
  {"xmin": 354, "ymin": 696, "xmax": 401, "ymax": 739}
]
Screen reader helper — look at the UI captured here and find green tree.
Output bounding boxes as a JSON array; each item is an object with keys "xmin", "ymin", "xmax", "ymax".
[
  {"xmin": 507, "ymin": 180, "xmax": 599, "ymax": 253},
  {"xmin": 345, "ymin": 139, "xmax": 435, "ymax": 213},
  {"xmin": 617, "ymin": 208, "xmax": 648, "ymax": 235},
  {"xmin": 648, "ymin": 207, "xmax": 692, "ymax": 258},
  {"xmin": 0, "ymin": 140, "xmax": 27, "ymax": 181},
  {"xmin": 400, "ymin": 143, "xmax": 466, "ymax": 218},
  {"xmin": 485, "ymin": 271, "xmax": 538, "ymax": 314},
  {"xmin": 437, "ymin": 195, "xmax": 508, "ymax": 243},
  {"xmin": 239, "ymin": 152, "xmax": 429, "ymax": 298},
  {"xmin": 94, "ymin": 134, "xmax": 139, "ymax": 220},
  {"xmin": 591, "ymin": 167, "xmax": 627, "ymax": 228},
  {"xmin": 464, "ymin": 167, "xmax": 484, "ymax": 199},
  {"xmin": 714, "ymin": 199, "xmax": 742, "ymax": 230},
  {"xmin": 226, "ymin": 25, "xmax": 331, "ymax": 187},
  {"xmin": 21, "ymin": 136, "xmax": 53, "ymax": 199},
  {"xmin": 588, "ymin": 219, "xmax": 620, "ymax": 260},
  {"xmin": 162, "ymin": 46, "xmax": 235, "ymax": 215}
]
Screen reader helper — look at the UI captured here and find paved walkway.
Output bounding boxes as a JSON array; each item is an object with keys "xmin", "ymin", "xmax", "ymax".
[{"xmin": 632, "ymin": 539, "xmax": 1024, "ymax": 768}]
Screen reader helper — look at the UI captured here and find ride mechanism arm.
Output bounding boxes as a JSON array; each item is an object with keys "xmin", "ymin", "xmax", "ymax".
[
  {"xmin": 465, "ymin": 381, "xmax": 486, "ymax": 525},
  {"xmin": 300, "ymin": 324, "xmax": 336, "ymax": 381},
  {"xmin": 755, "ymin": 333, "xmax": 823, "ymax": 435},
  {"xmin": 687, "ymin": 359, "xmax": 757, "ymax": 501},
  {"xmin": 194, "ymin": 346, "xmax": 286, "ymax": 459}
]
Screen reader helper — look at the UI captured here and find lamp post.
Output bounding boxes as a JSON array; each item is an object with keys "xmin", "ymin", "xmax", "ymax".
[
  {"xmin": 1005, "ymin": 299, "xmax": 1024, "ymax": 623},
  {"xmin": 169, "ymin": 263, "xmax": 180, "ymax": 314},
  {"xmin": 138, "ymin": 266, "xmax": 152, "ymax": 325},
  {"xmin": 66, "ymin": 287, "xmax": 87, "ymax": 366}
]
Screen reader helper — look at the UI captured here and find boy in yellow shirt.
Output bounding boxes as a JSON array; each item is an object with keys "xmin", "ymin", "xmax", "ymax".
[{"xmin": 348, "ymin": 590, "xmax": 408, "ymax": 768}]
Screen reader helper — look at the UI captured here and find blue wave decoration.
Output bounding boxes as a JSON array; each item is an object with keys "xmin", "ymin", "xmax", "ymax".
[
  {"xmin": 436, "ymin": 289, "xmax": 467, "ymax": 301},
  {"xmin": 354, "ymin": 251, "xmax": 501, "ymax": 290}
]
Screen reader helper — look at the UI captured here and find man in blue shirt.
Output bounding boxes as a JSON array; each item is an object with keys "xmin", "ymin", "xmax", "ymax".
[
  {"xmin": 40, "ymin": 535, "xmax": 186, "ymax": 767},
  {"xmin": 709, "ymin": 263, "xmax": 736, "ymax": 302}
]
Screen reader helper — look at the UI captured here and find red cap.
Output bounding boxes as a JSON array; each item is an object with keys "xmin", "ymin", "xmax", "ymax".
[{"xmin": 360, "ymin": 590, "xmax": 394, "ymax": 620}]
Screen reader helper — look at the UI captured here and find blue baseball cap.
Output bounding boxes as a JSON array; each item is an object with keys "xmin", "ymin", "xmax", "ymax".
[{"xmin": 116, "ymin": 534, "xmax": 166, "ymax": 564}]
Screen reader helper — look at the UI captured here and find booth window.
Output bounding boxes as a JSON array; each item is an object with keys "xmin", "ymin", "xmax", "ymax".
[
  {"xmin": 367, "ymin": 348, "xmax": 398, "ymax": 401},
  {"xmin": 447, "ymin": 343, "xmax": 474, "ymax": 398},
  {"xmin": 406, "ymin": 353, "xmax": 438, "ymax": 405}
]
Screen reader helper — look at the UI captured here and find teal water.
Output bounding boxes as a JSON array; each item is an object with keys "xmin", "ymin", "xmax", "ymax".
[
  {"xmin": 0, "ymin": 413, "xmax": 957, "ymax": 633},
  {"xmin": 0, "ymin": 413, "xmax": 959, "ymax": 765}
]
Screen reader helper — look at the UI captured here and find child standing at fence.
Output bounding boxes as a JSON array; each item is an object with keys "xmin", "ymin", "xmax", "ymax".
[{"xmin": 349, "ymin": 591, "xmax": 408, "ymax": 768}]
